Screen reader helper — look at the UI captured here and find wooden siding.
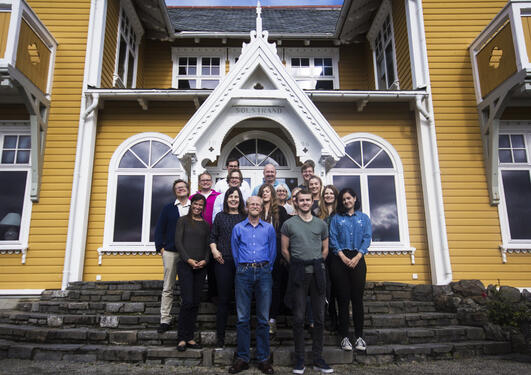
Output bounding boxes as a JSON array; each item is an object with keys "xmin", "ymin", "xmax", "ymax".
[
  {"xmin": 476, "ymin": 22, "xmax": 517, "ymax": 98},
  {"xmin": 0, "ymin": 11, "xmax": 10, "ymax": 59},
  {"xmin": 319, "ymin": 102, "xmax": 430, "ymax": 284},
  {"xmin": 15, "ymin": 19, "xmax": 51, "ymax": 93},
  {"xmin": 142, "ymin": 40, "xmax": 172, "ymax": 88},
  {"xmin": 392, "ymin": 0, "xmax": 412, "ymax": 90},
  {"xmin": 83, "ymin": 101, "xmax": 196, "ymax": 281},
  {"xmin": 523, "ymin": 16, "xmax": 531, "ymax": 63},
  {"xmin": 338, "ymin": 43, "xmax": 371, "ymax": 90},
  {"xmin": 0, "ymin": 0, "xmax": 90, "ymax": 290},
  {"xmin": 423, "ymin": 1, "xmax": 531, "ymax": 287},
  {"xmin": 101, "ymin": 0, "xmax": 119, "ymax": 88},
  {"xmin": 0, "ymin": 104, "xmax": 28, "ymax": 120}
]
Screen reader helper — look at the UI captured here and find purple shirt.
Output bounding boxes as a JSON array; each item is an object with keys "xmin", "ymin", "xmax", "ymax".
[{"xmin": 231, "ymin": 218, "xmax": 277, "ymax": 271}]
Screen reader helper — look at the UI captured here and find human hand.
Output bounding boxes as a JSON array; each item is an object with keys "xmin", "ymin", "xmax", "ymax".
[
  {"xmin": 348, "ymin": 253, "xmax": 362, "ymax": 269},
  {"xmin": 196, "ymin": 260, "xmax": 207, "ymax": 268},
  {"xmin": 187, "ymin": 258, "xmax": 198, "ymax": 268},
  {"xmin": 212, "ymin": 249, "xmax": 224, "ymax": 264}
]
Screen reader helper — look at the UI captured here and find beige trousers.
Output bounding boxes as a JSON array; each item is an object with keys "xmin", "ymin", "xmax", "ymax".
[{"xmin": 160, "ymin": 250, "xmax": 179, "ymax": 324}]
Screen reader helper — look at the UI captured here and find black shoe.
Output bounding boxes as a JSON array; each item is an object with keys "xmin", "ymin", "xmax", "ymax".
[
  {"xmin": 186, "ymin": 341, "xmax": 202, "ymax": 349},
  {"xmin": 215, "ymin": 338, "xmax": 225, "ymax": 350},
  {"xmin": 228, "ymin": 357, "xmax": 249, "ymax": 374},
  {"xmin": 177, "ymin": 343, "xmax": 186, "ymax": 352},
  {"xmin": 157, "ymin": 323, "xmax": 170, "ymax": 333},
  {"xmin": 257, "ymin": 359, "xmax": 274, "ymax": 374}
]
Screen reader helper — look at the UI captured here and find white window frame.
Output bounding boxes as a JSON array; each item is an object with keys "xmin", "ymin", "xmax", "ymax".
[
  {"xmin": 0, "ymin": 122, "xmax": 33, "ymax": 264},
  {"xmin": 113, "ymin": 0, "xmax": 144, "ymax": 88},
  {"xmin": 497, "ymin": 121, "xmax": 531, "ymax": 262},
  {"xmin": 367, "ymin": 0, "xmax": 399, "ymax": 90},
  {"xmin": 328, "ymin": 133, "xmax": 414, "ymax": 262},
  {"xmin": 99, "ymin": 133, "xmax": 186, "ymax": 263},
  {"xmin": 171, "ymin": 47, "xmax": 227, "ymax": 89},
  {"xmin": 283, "ymin": 48, "xmax": 340, "ymax": 90}
]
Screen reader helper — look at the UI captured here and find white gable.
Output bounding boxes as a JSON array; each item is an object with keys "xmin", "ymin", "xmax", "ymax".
[{"xmin": 172, "ymin": 5, "xmax": 345, "ymax": 169}]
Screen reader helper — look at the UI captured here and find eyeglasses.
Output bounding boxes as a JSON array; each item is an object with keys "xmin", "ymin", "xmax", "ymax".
[
  {"xmin": 229, "ymin": 176, "xmax": 242, "ymax": 180},
  {"xmin": 199, "ymin": 179, "xmax": 212, "ymax": 182}
]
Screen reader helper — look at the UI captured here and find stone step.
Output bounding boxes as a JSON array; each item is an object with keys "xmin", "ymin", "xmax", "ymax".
[
  {"xmin": 0, "ymin": 323, "xmax": 486, "ymax": 347},
  {"xmin": 0, "ymin": 338, "xmax": 511, "ymax": 366}
]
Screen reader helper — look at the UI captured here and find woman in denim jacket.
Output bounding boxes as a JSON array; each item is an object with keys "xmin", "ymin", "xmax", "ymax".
[{"xmin": 329, "ymin": 187, "xmax": 372, "ymax": 352}]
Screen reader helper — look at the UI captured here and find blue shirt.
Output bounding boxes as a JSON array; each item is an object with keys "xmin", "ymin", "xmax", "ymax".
[
  {"xmin": 154, "ymin": 202, "xmax": 180, "ymax": 252},
  {"xmin": 231, "ymin": 218, "xmax": 277, "ymax": 270},
  {"xmin": 329, "ymin": 211, "xmax": 372, "ymax": 255}
]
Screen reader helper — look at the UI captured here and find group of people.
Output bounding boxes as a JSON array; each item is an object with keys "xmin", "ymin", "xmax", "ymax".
[{"xmin": 154, "ymin": 159, "xmax": 372, "ymax": 375}]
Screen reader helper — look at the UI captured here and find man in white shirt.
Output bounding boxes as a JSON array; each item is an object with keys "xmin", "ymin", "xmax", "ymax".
[
  {"xmin": 251, "ymin": 163, "xmax": 280, "ymax": 196},
  {"xmin": 214, "ymin": 158, "xmax": 251, "ymax": 197}
]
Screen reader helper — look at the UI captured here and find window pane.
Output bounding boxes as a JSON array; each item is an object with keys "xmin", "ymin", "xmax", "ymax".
[
  {"xmin": 345, "ymin": 141, "xmax": 362, "ymax": 166},
  {"xmin": 0, "ymin": 171, "xmax": 27, "ymax": 241},
  {"xmin": 385, "ymin": 44, "xmax": 395, "ymax": 86},
  {"xmin": 113, "ymin": 175, "xmax": 144, "ymax": 242},
  {"xmin": 301, "ymin": 58, "xmax": 309, "ymax": 66},
  {"xmin": 131, "ymin": 141, "xmax": 149, "ymax": 165},
  {"xmin": 127, "ymin": 51, "xmax": 135, "ymax": 88},
  {"xmin": 202, "ymin": 79, "xmax": 219, "ymax": 89},
  {"xmin": 501, "ymin": 170, "xmax": 531, "ymax": 239},
  {"xmin": 266, "ymin": 147, "xmax": 287, "ymax": 166},
  {"xmin": 153, "ymin": 151, "xmax": 181, "ymax": 168},
  {"xmin": 334, "ymin": 155, "xmax": 358, "ymax": 168},
  {"xmin": 368, "ymin": 175, "xmax": 399, "ymax": 242},
  {"xmin": 513, "ymin": 150, "xmax": 527, "ymax": 163},
  {"xmin": 150, "ymin": 175, "xmax": 179, "ymax": 242},
  {"xmin": 118, "ymin": 38, "xmax": 127, "ymax": 82},
  {"xmin": 315, "ymin": 80, "xmax": 333, "ymax": 90},
  {"xmin": 235, "ymin": 140, "xmax": 256, "ymax": 165},
  {"xmin": 4, "ymin": 136, "xmax": 17, "ymax": 148},
  {"xmin": 362, "ymin": 141, "xmax": 381, "ymax": 166},
  {"xmin": 151, "ymin": 141, "xmax": 170, "ymax": 167},
  {"xmin": 332, "ymin": 175, "xmax": 361, "ymax": 211},
  {"xmin": 367, "ymin": 150, "xmax": 393, "ymax": 168},
  {"xmin": 499, "ymin": 149, "xmax": 512, "ymax": 163},
  {"xmin": 16, "ymin": 150, "xmax": 30, "ymax": 164},
  {"xmin": 119, "ymin": 150, "xmax": 146, "ymax": 168},
  {"xmin": 257, "ymin": 139, "xmax": 275, "ymax": 156},
  {"xmin": 178, "ymin": 79, "xmax": 195, "ymax": 89},
  {"xmin": 178, "ymin": 67, "xmax": 187, "ymax": 75},
  {"xmin": 499, "ymin": 135, "xmax": 510, "ymax": 148},
  {"xmin": 511, "ymin": 135, "xmax": 525, "ymax": 148},
  {"xmin": 18, "ymin": 136, "xmax": 31, "ymax": 148},
  {"xmin": 1, "ymin": 150, "xmax": 15, "ymax": 164}
]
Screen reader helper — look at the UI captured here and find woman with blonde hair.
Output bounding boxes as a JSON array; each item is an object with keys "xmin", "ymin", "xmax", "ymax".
[
  {"xmin": 308, "ymin": 175, "xmax": 323, "ymax": 216},
  {"xmin": 275, "ymin": 183, "xmax": 295, "ymax": 215}
]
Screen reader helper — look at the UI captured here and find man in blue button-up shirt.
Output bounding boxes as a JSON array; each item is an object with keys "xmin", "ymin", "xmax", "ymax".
[{"xmin": 229, "ymin": 196, "xmax": 276, "ymax": 374}]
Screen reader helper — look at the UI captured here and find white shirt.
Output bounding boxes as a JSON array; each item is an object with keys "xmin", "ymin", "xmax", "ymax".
[
  {"xmin": 174, "ymin": 198, "xmax": 191, "ymax": 217},
  {"xmin": 214, "ymin": 178, "xmax": 251, "ymax": 197},
  {"xmin": 212, "ymin": 188, "xmax": 251, "ymax": 221}
]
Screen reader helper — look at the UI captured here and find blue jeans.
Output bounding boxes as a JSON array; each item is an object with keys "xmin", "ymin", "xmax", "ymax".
[{"xmin": 234, "ymin": 264, "xmax": 273, "ymax": 363}]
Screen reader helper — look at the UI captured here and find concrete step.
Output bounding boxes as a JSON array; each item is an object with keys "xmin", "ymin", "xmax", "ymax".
[{"xmin": 0, "ymin": 338, "xmax": 512, "ymax": 366}]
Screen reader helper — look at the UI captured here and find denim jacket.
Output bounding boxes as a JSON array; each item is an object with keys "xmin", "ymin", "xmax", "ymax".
[{"xmin": 329, "ymin": 211, "xmax": 372, "ymax": 255}]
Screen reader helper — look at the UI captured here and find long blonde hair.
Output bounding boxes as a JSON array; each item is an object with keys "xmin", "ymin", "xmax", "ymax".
[
  {"xmin": 318, "ymin": 184, "xmax": 339, "ymax": 220},
  {"xmin": 258, "ymin": 184, "xmax": 280, "ymax": 229}
]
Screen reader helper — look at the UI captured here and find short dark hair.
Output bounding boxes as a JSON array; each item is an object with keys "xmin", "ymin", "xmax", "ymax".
[
  {"xmin": 301, "ymin": 160, "xmax": 315, "ymax": 172},
  {"xmin": 295, "ymin": 188, "xmax": 312, "ymax": 201},
  {"xmin": 173, "ymin": 179, "xmax": 189, "ymax": 194},
  {"xmin": 198, "ymin": 171, "xmax": 212, "ymax": 182},
  {"xmin": 226, "ymin": 158, "xmax": 239, "ymax": 167},
  {"xmin": 336, "ymin": 187, "xmax": 361, "ymax": 214},
  {"xmin": 187, "ymin": 194, "xmax": 206, "ymax": 218},
  {"xmin": 223, "ymin": 187, "xmax": 246, "ymax": 215}
]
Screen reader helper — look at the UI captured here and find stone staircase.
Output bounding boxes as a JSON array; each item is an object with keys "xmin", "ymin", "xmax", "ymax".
[{"xmin": 0, "ymin": 281, "xmax": 512, "ymax": 366}]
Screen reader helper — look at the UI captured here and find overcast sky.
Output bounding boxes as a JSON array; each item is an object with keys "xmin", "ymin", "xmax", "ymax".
[{"xmin": 166, "ymin": 1, "xmax": 343, "ymax": 6}]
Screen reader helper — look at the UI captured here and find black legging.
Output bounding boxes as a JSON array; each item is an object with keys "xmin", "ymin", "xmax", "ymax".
[{"xmin": 330, "ymin": 252, "xmax": 366, "ymax": 339}]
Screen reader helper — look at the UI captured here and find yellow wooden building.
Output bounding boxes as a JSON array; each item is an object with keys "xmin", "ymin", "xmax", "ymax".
[{"xmin": 0, "ymin": 0, "xmax": 530, "ymax": 294}]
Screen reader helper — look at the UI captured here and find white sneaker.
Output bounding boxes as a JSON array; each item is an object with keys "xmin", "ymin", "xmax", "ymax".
[
  {"xmin": 355, "ymin": 337, "xmax": 367, "ymax": 351},
  {"xmin": 340, "ymin": 337, "xmax": 352, "ymax": 351}
]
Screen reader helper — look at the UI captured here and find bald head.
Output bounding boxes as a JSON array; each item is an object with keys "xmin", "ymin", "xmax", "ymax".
[{"xmin": 263, "ymin": 164, "xmax": 276, "ymax": 184}]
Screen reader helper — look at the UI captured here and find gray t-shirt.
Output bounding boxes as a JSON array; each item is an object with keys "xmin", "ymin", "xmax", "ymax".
[{"xmin": 281, "ymin": 215, "xmax": 328, "ymax": 273}]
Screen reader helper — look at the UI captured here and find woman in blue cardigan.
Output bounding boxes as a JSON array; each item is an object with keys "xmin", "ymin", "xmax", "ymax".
[{"xmin": 329, "ymin": 187, "xmax": 372, "ymax": 352}]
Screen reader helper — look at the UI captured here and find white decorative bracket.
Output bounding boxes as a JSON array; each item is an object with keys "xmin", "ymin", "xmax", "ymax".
[
  {"xmin": 499, "ymin": 244, "xmax": 531, "ymax": 263},
  {"xmin": 0, "ymin": 247, "xmax": 27, "ymax": 264},
  {"xmin": 367, "ymin": 246, "xmax": 416, "ymax": 264},
  {"xmin": 97, "ymin": 248, "xmax": 159, "ymax": 265}
]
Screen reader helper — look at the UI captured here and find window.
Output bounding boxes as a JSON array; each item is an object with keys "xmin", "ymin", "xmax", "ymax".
[
  {"xmin": 172, "ymin": 48, "xmax": 226, "ymax": 89},
  {"xmin": 367, "ymin": 0, "xmax": 399, "ymax": 90},
  {"xmin": 284, "ymin": 48, "xmax": 339, "ymax": 90},
  {"xmin": 329, "ymin": 134, "xmax": 413, "ymax": 256},
  {"xmin": 0, "ymin": 124, "xmax": 32, "ymax": 263},
  {"xmin": 113, "ymin": 0, "xmax": 143, "ymax": 88},
  {"xmin": 100, "ymin": 134, "xmax": 186, "ymax": 259},
  {"xmin": 227, "ymin": 138, "xmax": 288, "ymax": 168},
  {"xmin": 498, "ymin": 130, "xmax": 531, "ymax": 244}
]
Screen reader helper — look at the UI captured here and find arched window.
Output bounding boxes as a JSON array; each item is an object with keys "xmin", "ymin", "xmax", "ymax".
[
  {"xmin": 330, "ymin": 133, "xmax": 413, "ymax": 258},
  {"xmin": 100, "ymin": 133, "xmax": 186, "ymax": 259}
]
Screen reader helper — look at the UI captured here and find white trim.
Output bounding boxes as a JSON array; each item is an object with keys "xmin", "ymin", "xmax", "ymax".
[
  {"xmin": 329, "ymin": 133, "xmax": 415, "ymax": 263},
  {"xmin": 99, "ymin": 133, "xmax": 186, "ymax": 263},
  {"xmin": 405, "ymin": 0, "xmax": 427, "ymax": 89},
  {"xmin": 367, "ymin": 0, "xmax": 399, "ymax": 89},
  {"xmin": 283, "ymin": 47, "xmax": 340, "ymax": 89},
  {"xmin": 171, "ymin": 47, "xmax": 227, "ymax": 89},
  {"xmin": 0, "ymin": 123, "xmax": 32, "ymax": 265},
  {"xmin": 0, "ymin": 289, "xmax": 44, "ymax": 295}
]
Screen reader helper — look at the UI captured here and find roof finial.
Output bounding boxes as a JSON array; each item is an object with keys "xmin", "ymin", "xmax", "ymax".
[{"xmin": 256, "ymin": 1, "xmax": 262, "ymax": 36}]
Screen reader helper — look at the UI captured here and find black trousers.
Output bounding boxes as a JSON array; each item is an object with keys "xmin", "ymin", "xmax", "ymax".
[
  {"xmin": 214, "ymin": 257, "xmax": 235, "ymax": 341},
  {"xmin": 177, "ymin": 260, "xmax": 207, "ymax": 342},
  {"xmin": 292, "ymin": 272, "xmax": 325, "ymax": 362},
  {"xmin": 270, "ymin": 257, "xmax": 289, "ymax": 320},
  {"xmin": 330, "ymin": 252, "xmax": 366, "ymax": 339}
]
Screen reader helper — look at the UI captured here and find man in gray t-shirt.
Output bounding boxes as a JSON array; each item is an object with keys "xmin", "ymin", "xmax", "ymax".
[{"xmin": 280, "ymin": 190, "xmax": 333, "ymax": 374}]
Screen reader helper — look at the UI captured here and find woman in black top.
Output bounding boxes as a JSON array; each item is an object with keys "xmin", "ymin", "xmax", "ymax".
[
  {"xmin": 209, "ymin": 187, "xmax": 246, "ymax": 348},
  {"xmin": 175, "ymin": 194, "xmax": 210, "ymax": 351},
  {"xmin": 257, "ymin": 183, "xmax": 290, "ymax": 334}
]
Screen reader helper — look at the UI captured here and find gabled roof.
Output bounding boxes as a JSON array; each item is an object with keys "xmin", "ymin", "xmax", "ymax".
[{"xmin": 167, "ymin": 6, "xmax": 341, "ymax": 35}]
